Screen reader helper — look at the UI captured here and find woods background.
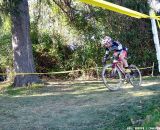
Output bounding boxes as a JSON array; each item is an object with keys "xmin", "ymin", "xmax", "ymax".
[{"xmin": 0, "ymin": 0, "xmax": 159, "ymax": 80}]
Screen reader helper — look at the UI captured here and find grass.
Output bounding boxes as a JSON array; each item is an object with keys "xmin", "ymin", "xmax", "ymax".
[
  {"xmin": 142, "ymin": 76, "xmax": 160, "ymax": 81},
  {"xmin": 0, "ymin": 77, "xmax": 160, "ymax": 130},
  {"xmin": 143, "ymin": 107, "xmax": 160, "ymax": 127},
  {"xmin": 0, "ymin": 82, "xmax": 45, "ymax": 96}
]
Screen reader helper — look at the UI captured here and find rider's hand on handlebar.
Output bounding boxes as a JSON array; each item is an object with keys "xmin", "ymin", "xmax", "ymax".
[
  {"xmin": 102, "ymin": 58, "xmax": 106, "ymax": 65},
  {"xmin": 102, "ymin": 56, "xmax": 109, "ymax": 65}
]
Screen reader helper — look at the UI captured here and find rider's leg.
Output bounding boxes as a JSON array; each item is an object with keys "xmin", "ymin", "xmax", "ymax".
[
  {"xmin": 121, "ymin": 58, "xmax": 128, "ymax": 68},
  {"xmin": 113, "ymin": 51, "xmax": 125, "ymax": 72},
  {"xmin": 119, "ymin": 51, "xmax": 130, "ymax": 73}
]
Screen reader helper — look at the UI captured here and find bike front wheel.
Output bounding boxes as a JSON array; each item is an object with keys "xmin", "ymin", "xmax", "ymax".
[
  {"xmin": 129, "ymin": 64, "xmax": 142, "ymax": 87},
  {"xmin": 102, "ymin": 64, "xmax": 122, "ymax": 91}
]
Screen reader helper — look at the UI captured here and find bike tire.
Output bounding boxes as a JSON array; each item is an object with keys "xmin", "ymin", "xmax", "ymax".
[
  {"xmin": 102, "ymin": 64, "xmax": 122, "ymax": 91},
  {"xmin": 129, "ymin": 64, "xmax": 142, "ymax": 87}
]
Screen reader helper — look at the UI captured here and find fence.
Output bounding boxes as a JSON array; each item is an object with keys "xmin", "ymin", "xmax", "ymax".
[{"xmin": 0, "ymin": 63, "xmax": 156, "ymax": 82}]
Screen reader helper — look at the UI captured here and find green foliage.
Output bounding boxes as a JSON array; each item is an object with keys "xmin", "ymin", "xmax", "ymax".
[
  {"xmin": 0, "ymin": 0, "xmax": 158, "ymax": 75},
  {"xmin": 0, "ymin": 33, "xmax": 12, "ymax": 70},
  {"xmin": 29, "ymin": 0, "xmax": 157, "ymax": 74},
  {"xmin": 0, "ymin": 0, "xmax": 22, "ymax": 15},
  {"xmin": 0, "ymin": 15, "xmax": 12, "ymax": 72}
]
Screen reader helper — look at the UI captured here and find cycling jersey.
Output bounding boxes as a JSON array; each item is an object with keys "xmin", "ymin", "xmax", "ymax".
[
  {"xmin": 105, "ymin": 41, "xmax": 127, "ymax": 55},
  {"xmin": 102, "ymin": 40, "xmax": 128, "ymax": 65}
]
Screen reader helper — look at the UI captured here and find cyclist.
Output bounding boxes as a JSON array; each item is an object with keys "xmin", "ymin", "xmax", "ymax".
[{"xmin": 101, "ymin": 36, "xmax": 130, "ymax": 73}]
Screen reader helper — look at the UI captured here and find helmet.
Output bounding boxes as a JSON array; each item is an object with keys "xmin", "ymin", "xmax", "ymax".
[{"xmin": 101, "ymin": 36, "xmax": 112, "ymax": 46}]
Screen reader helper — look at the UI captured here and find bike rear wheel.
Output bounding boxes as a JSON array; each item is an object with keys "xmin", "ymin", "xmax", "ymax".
[
  {"xmin": 129, "ymin": 64, "xmax": 142, "ymax": 87},
  {"xmin": 102, "ymin": 64, "xmax": 122, "ymax": 91}
]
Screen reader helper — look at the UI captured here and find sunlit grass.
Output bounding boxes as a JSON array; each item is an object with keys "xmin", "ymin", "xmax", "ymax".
[
  {"xmin": 0, "ymin": 82, "xmax": 45, "ymax": 96},
  {"xmin": 128, "ymin": 91, "xmax": 156, "ymax": 97},
  {"xmin": 0, "ymin": 77, "xmax": 160, "ymax": 130}
]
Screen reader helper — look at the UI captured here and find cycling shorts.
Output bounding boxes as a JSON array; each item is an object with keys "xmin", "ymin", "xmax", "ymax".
[{"xmin": 113, "ymin": 50, "xmax": 127, "ymax": 60}]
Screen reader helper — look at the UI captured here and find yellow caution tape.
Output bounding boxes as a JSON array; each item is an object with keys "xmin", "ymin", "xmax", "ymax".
[
  {"xmin": 0, "ymin": 73, "xmax": 7, "ymax": 76},
  {"xmin": 0, "ymin": 70, "xmax": 83, "ymax": 76},
  {"xmin": 79, "ymin": 0, "xmax": 160, "ymax": 21},
  {"xmin": 139, "ymin": 66, "xmax": 153, "ymax": 70},
  {"xmin": 0, "ymin": 66, "xmax": 153, "ymax": 76},
  {"xmin": 157, "ymin": 20, "xmax": 160, "ymax": 28},
  {"xmin": 150, "ymin": 11, "xmax": 160, "ymax": 28}
]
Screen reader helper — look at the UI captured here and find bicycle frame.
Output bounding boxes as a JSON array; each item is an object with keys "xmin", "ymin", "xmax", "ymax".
[
  {"xmin": 102, "ymin": 57, "xmax": 142, "ymax": 90},
  {"xmin": 112, "ymin": 60, "xmax": 126, "ymax": 77}
]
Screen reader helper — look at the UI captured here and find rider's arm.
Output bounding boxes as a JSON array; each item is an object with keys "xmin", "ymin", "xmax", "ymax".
[
  {"xmin": 104, "ymin": 49, "xmax": 109, "ymax": 58},
  {"xmin": 102, "ymin": 49, "xmax": 109, "ymax": 65}
]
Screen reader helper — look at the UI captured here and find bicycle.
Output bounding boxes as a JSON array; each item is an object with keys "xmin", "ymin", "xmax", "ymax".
[{"xmin": 102, "ymin": 57, "xmax": 142, "ymax": 91}]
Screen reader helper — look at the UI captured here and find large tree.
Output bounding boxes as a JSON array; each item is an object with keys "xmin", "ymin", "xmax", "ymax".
[{"xmin": 1, "ymin": 0, "xmax": 40, "ymax": 87}]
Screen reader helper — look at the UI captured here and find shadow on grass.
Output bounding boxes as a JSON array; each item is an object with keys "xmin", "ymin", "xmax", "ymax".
[{"xmin": 0, "ymin": 79, "xmax": 160, "ymax": 130}]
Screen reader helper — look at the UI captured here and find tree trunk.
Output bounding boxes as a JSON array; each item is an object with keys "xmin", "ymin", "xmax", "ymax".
[{"xmin": 11, "ymin": 0, "xmax": 40, "ymax": 87}]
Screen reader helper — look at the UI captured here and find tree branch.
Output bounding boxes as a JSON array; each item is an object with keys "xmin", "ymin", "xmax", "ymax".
[{"xmin": 51, "ymin": 0, "xmax": 75, "ymax": 21}]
